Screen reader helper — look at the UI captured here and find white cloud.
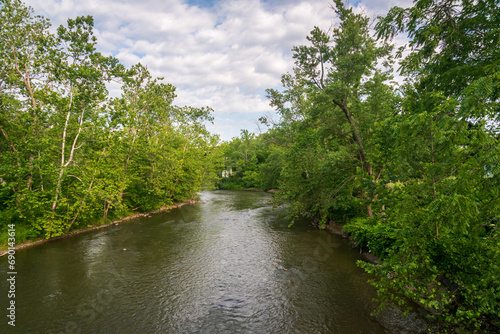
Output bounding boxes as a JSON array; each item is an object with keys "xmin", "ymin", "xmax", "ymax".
[{"xmin": 23, "ymin": 0, "xmax": 409, "ymax": 141}]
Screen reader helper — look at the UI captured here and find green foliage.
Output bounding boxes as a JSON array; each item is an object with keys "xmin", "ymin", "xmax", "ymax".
[
  {"xmin": 261, "ymin": 0, "xmax": 398, "ymax": 226},
  {"xmin": 0, "ymin": 0, "xmax": 220, "ymax": 240},
  {"xmin": 252, "ymin": 0, "xmax": 500, "ymax": 331},
  {"xmin": 218, "ymin": 130, "xmax": 281, "ymax": 191},
  {"xmin": 346, "ymin": 0, "xmax": 500, "ymax": 331},
  {"xmin": 376, "ymin": 0, "xmax": 500, "ymax": 100}
]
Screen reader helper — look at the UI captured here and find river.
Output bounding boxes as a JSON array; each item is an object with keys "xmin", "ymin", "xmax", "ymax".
[{"xmin": 0, "ymin": 190, "xmax": 429, "ymax": 333}]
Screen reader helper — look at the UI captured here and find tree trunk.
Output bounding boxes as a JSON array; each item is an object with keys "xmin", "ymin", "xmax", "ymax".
[
  {"xmin": 332, "ymin": 99, "xmax": 373, "ymax": 176},
  {"xmin": 332, "ymin": 99, "xmax": 375, "ymax": 217},
  {"xmin": 119, "ymin": 127, "xmax": 137, "ymax": 200},
  {"xmin": 51, "ymin": 95, "xmax": 85, "ymax": 213}
]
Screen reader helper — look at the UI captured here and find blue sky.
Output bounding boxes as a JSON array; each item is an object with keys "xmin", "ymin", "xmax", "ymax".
[{"xmin": 24, "ymin": 0, "xmax": 411, "ymax": 141}]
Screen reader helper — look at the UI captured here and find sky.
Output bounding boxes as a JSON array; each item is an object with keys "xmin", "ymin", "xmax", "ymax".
[{"xmin": 23, "ymin": 0, "xmax": 412, "ymax": 141}]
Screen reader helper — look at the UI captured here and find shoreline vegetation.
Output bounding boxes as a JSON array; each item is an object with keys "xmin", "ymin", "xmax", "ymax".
[
  {"xmin": 1, "ymin": 0, "xmax": 221, "ymax": 248},
  {"xmin": 0, "ymin": 199, "xmax": 199, "ymax": 257}
]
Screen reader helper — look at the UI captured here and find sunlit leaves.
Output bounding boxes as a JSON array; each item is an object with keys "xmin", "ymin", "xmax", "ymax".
[
  {"xmin": 0, "ymin": 0, "xmax": 220, "ymax": 241},
  {"xmin": 344, "ymin": 1, "xmax": 500, "ymax": 331}
]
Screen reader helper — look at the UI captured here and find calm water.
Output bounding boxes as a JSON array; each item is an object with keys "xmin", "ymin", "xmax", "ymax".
[{"xmin": 0, "ymin": 191, "xmax": 428, "ymax": 333}]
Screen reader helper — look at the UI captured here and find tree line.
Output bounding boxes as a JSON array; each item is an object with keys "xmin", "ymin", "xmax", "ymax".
[
  {"xmin": 221, "ymin": 0, "xmax": 499, "ymax": 331},
  {"xmin": 0, "ymin": 0, "xmax": 221, "ymax": 241}
]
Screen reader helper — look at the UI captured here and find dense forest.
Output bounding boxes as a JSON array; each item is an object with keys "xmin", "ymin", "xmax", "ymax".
[
  {"xmin": 0, "ymin": 0, "xmax": 221, "ymax": 241},
  {"xmin": 2, "ymin": 0, "xmax": 499, "ymax": 332},
  {"xmin": 221, "ymin": 0, "xmax": 500, "ymax": 331}
]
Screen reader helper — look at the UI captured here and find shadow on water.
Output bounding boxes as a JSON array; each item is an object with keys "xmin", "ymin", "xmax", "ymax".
[{"xmin": 0, "ymin": 190, "xmax": 430, "ymax": 333}]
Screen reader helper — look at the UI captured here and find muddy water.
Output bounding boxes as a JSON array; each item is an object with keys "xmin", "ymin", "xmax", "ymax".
[{"xmin": 0, "ymin": 190, "xmax": 428, "ymax": 333}]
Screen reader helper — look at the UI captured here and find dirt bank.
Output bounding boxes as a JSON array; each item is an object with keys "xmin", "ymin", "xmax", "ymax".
[
  {"xmin": 326, "ymin": 220, "xmax": 379, "ymax": 264},
  {"xmin": 0, "ymin": 199, "xmax": 199, "ymax": 257}
]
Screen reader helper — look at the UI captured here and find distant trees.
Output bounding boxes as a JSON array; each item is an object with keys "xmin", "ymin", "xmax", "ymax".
[
  {"xmin": 0, "ymin": 0, "xmax": 220, "ymax": 240},
  {"xmin": 218, "ymin": 130, "xmax": 280, "ymax": 190}
]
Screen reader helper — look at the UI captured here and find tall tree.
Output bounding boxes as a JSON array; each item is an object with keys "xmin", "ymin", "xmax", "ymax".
[
  {"xmin": 265, "ymin": 0, "xmax": 398, "ymax": 222},
  {"xmin": 1, "ymin": 0, "xmax": 56, "ymax": 229}
]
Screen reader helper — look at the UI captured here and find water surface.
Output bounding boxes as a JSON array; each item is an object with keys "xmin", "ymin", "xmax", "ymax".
[{"xmin": 0, "ymin": 191, "xmax": 428, "ymax": 333}]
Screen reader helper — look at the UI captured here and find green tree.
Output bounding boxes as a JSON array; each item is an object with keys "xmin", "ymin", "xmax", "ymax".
[
  {"xmin": 1, "ymin": 0, "xmax": 221, "ymax": 242},
  {"xmin": 264, "ymin": 0, "xmax": 398, "ymax": 224},
  {"xmin": 0, "ymin": 0, "xmax": 59, "ymax": 238},
  {"xmin": 346, "ymin": 0, "xmax": 500, "ymax": 330}
]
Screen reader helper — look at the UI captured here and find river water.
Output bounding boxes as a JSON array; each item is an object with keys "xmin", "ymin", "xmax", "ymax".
[{"xmin": 1, "ymin": 190, "xmax": 429, "ymax": 333}]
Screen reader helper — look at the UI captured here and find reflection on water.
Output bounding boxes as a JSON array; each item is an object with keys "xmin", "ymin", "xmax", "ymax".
[{"xmin": 0, "ymin": 190, "xmax": 429, "ymax": 333}]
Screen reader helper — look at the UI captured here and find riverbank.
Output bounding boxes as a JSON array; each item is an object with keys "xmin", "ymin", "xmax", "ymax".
[
  {"xmin": 325, "ymin": 220, "xmax": 379, "ymax": 264},
  {"xmin": 0, "ymin": 199, "xmax": 199, "ymax": 257}
]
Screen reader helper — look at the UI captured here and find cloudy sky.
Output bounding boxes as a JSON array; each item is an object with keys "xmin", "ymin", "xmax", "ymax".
[{"xmin": 24, "ymin": 0, "xmax": 412, "ymax": 141}]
